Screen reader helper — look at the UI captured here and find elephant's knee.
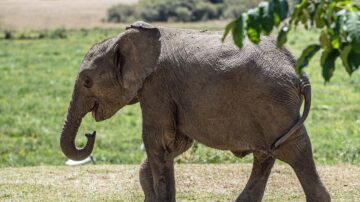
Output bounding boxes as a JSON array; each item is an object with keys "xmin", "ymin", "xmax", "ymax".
[
  {"xmin": 273, "ymin": 127, "xmax": 312, "ymax": 165},
  {"xmin": 172, "ymin": 133, "xmax": 193, "ymax": 157},
  {"xmin": 139, "ymin": 160, "xmax": 150, "ymax": 178}
]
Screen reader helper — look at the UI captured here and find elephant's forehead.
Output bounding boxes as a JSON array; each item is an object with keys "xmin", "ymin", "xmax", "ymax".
[
  {"xmin": 80, "ymin": 57, "xmax": 108, "ymax": 72},
  {"xmin": 83, "ymin": 37, "xmax": 116, "ymax": 63},
  {"xmin": 79, "ymin": 39, "xmax": 116, "ymax": 72}
]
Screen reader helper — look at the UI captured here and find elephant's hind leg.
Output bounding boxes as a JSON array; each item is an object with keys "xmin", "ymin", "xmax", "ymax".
[
  {"xmin": 274, "ymin": 126, "xmax": 330, "ymax": 202},
  {"xmin": 235, "ymin": 152, "xmax": 275, "ymax": 202}
]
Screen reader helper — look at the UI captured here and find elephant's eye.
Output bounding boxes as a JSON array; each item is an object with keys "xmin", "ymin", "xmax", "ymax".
[{"xmin": 84, "ymin": 78, "xmax": 92, "ymax": 88}]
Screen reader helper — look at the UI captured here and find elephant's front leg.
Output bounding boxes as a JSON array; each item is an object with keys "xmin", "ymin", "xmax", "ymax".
[
  {"xmin": 142, "ymin": 125, "xmax": 176, "ymax": 202},
  {"xmin": 139, "ymin": 158, "xmax": 156, "ymax": 202}
]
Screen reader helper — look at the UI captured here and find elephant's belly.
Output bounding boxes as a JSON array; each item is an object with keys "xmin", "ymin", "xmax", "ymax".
[
  {"xmin": 173, "ymin": 73, "xmax": 300, "ymax": 151},
  {"xmin": 178, "ymin": 113, "xmax": 257, "ymax": 151},
  {"xmin": 176, "ymin": 97, "xmax": 297, "ymax": 151}
]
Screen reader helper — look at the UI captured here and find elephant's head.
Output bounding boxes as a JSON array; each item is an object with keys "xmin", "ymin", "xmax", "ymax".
[{"xmin": 60, "ymin": 22, "xmax": 161, "ymax": 160}]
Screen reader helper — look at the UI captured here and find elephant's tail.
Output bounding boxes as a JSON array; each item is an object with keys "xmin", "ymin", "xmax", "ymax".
[{"xmin": 271, "ymin": 73, "xmax": 311, "ymax": 150}]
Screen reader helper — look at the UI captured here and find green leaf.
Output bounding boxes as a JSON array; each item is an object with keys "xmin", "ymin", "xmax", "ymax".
[
  {"xmin": 340, "ymin": 45, "xmax": 352, "ymax": 74},
  {"xmin": 277, "ymin": 25, "xmax": 289, "ymax": 47},
  {"xmin": 289, "ymin": 4, "xmax": 301, "ymax": 25},
  {"xmin": 326, "ymin": 2, "xmax": 337, "ymax": 24},
  {"xmin": 344, "ymin": 11, "xmax": 360, "ymax": 53},
  {"xmin": 232, "ymin": 15, "xmax": 245, "ymax": 48},
  {"xmin": 330, "ymin": 13, "xmax": 344, "ymax": 49},
  {"xmin": 300, "ymin": 9, "xmax": 310, "ymax": 26},
  {"xmin": 319, "ymin": 30, "xmax": 331, "ymax": 48},
  {"xmin": 308, "ymin": 3, "xmax": 317, "ymax": 26},
  {"xmin": 337, "ymin": 0, "xmax": 354, "ymax": 8},
  {"xmin": 278, "ymin": 0, "xmax": 289, "ymax": 20},
  {"xmin": 331, "ymin": 35, "xmax": 341, "ymax": 49},
  {"xmin": 274, "ymin": 13, "xmax": 281, "ymax": 27},
  {"xmin": 321, "ymin": 49, "xmax": 339, "ymax": 82},
  {"xmin": 297, "ymin": 0, "xmax": 309, "ymax": 9},
  {"xmin": 272, "ymin": 0, "xmax": 281, "ymax": 27},
  {"xmin": 340, "ymin": 45, "xmax": 360, "ymax": 75},
  {"xmin": 296, "ymin": 44, "xmax": 321, "ymax": 73},
  {"xmin": 315, "ymin": 3, "xmax": 325, "ymax": 28},
  {"xmin": 259, "ymin": 1, "xmax": 274, "ymax": 35},
  {"xmin": 273, "ymin": 0, "xmax": 289, "ymax": 21},
  {"xmin": 347, "ymin": 48, "xmax": 360, "ymax": 73},
  {"xmin": 222, "ymin": 20, "xmax": 235, "ymax": 42},
  {"xmin": 246, "ymin": 8, "xmax": 261, "ymax": 44}
]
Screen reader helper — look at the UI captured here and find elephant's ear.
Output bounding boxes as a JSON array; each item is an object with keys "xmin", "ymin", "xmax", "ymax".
[{"xmin": 114, "ymin": 23, "xmax": 161, "ymax": 102}]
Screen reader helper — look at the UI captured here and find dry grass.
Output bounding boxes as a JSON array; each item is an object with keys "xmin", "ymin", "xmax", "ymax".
[
  {"xmin": 0, "ymin": 0, "xmax": 138, "ymax": 30},
  {"xmin": 0, "ymin": 164, "xmax": 359, "ymax": 201}
]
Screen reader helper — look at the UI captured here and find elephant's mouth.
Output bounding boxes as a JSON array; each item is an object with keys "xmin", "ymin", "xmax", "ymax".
[{"xmin": 91, "ymin": 102, "xmax": 99, "ymax": 119}]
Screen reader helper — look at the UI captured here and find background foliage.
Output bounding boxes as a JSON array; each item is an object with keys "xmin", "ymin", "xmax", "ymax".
[
  {"xmin": 223, "ymin": 0, "xmax": 360, "ymax": 81},
  {"xmin": 107, "ymin": 0, "xmax": 264, "ymax": 22},
  {"xmin": 0, "ymin": 26, "xmax": 359, "ymax": 167}
]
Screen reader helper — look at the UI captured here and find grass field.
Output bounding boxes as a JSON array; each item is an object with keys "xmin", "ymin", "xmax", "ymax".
[
  {"xmin": 1, "ymin": 164, "xmax": 359, "ymax": 201},
  {"xmin": 0, "ymin": 23, "xmax": 359, "ymax": 168}
]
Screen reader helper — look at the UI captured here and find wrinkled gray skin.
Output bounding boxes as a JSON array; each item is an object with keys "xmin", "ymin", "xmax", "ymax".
[{"xmin": 60, "ymin": 22, "xmax": 330, "ymax": 202}]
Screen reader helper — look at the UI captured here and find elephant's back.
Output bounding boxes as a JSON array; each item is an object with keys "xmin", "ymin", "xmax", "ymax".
[
  {"xmin": 158, "ymin": 28, "xmax": 301, "ymax": 107},
  {"xmin": 159, "ymin": 28, "xmax": 296, "ymax": 75}
]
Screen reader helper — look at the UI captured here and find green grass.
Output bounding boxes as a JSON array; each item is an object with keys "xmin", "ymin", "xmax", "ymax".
[{"xmin": 0, "ymin": 25, "xmax": 359, "ymax": 167}]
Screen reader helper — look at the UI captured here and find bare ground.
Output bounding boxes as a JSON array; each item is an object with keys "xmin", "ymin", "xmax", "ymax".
[
  {"xmin": 0, "ymin": 164, "xmax": 359, "ymax": 201},
  {"xmin": 0, "ymin": 0, "xmax": 138, "ymax": 30}
]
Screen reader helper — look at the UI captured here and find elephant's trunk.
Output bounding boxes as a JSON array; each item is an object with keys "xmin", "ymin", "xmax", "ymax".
[{"xmin": 60, "ymin": 94, "xmax": 96, "ymax": 161}]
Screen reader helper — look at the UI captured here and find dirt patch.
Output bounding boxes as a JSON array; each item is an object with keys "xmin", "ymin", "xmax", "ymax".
[
  {"xmin": 0, "ymin": 0, "xmax": 138, "ymax": 30},
  {"xmin": 0, "ymin": 164, "xmax": 359, "ymax": 201}
]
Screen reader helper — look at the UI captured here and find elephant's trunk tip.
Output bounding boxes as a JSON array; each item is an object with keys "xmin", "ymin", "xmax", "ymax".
[
  {"xmin": 86, "ymin": 131, "xmax": 96, "ymax": 139},
  {"xmin": 60, "ymin": 130, "xmax": 97, "ymax": 161}
]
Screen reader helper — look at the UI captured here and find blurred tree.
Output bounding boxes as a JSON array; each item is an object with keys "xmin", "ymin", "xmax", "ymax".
[
  {"xmin": 223, "ymin": 0, "xmax": 360, "ymax": 81},
  {"xmin": 107, "ymin": 0, "xmax": 263, "ymax": 22}
]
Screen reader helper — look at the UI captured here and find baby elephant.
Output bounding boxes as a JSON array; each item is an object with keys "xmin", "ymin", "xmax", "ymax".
[{"xmin": 60, "ymin": 22, "xmax": 330, "ymax": 202}]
